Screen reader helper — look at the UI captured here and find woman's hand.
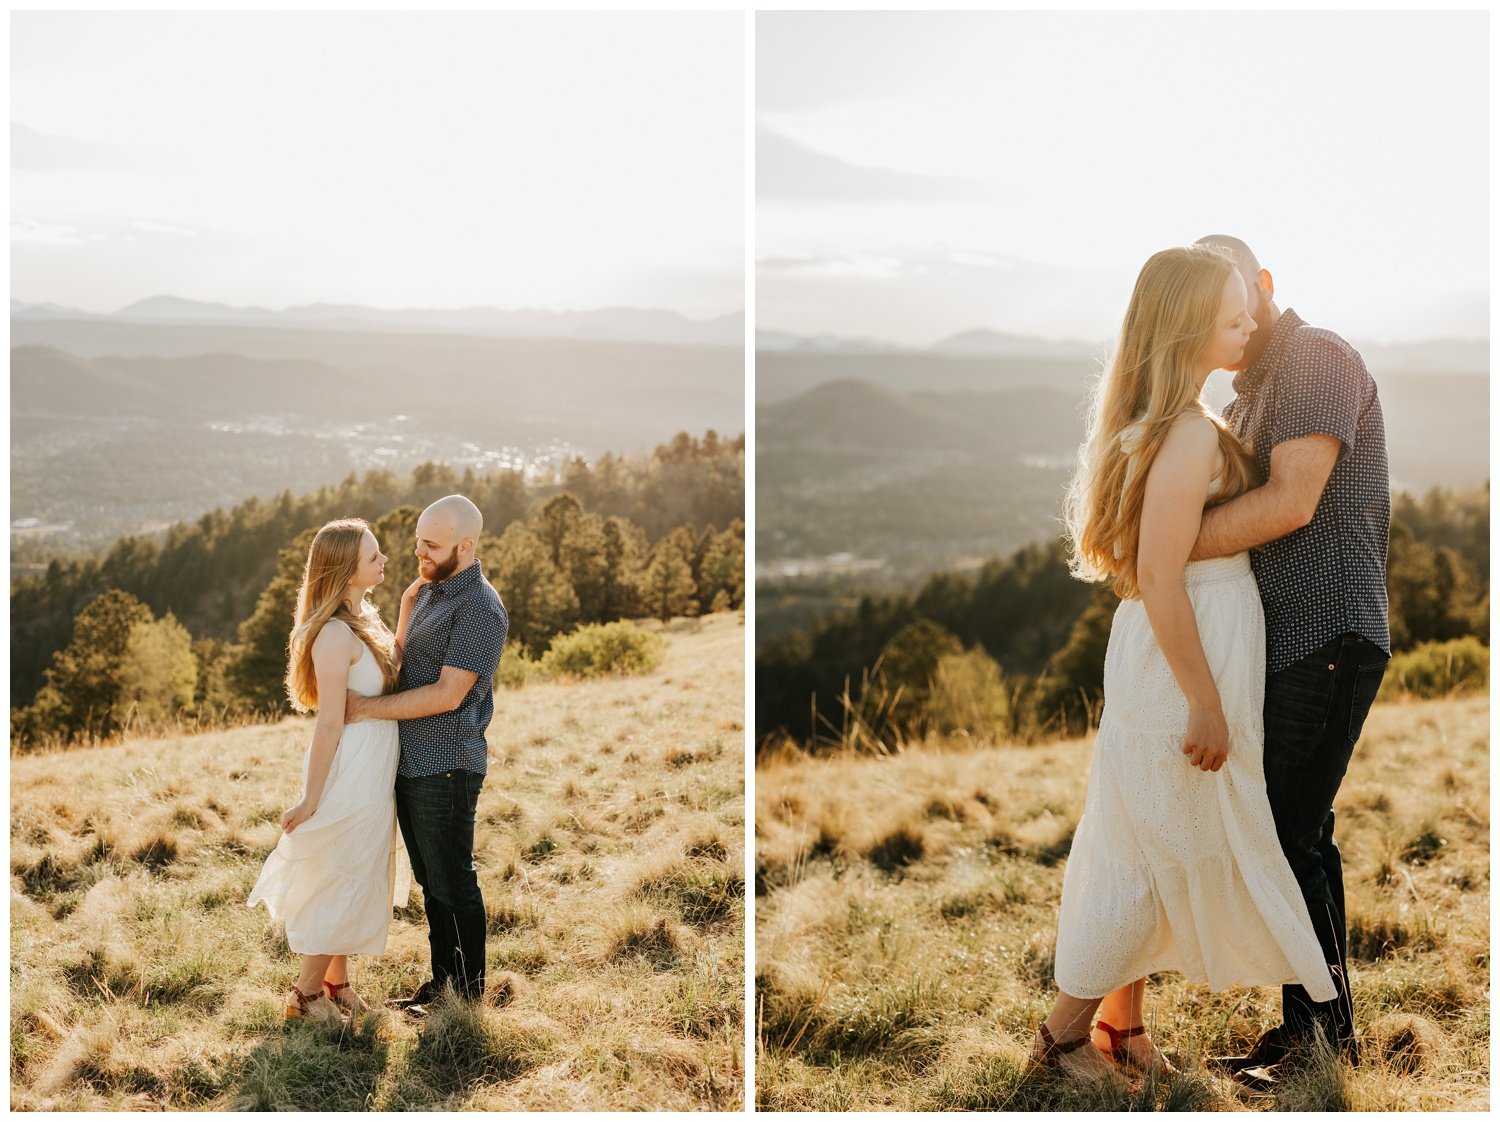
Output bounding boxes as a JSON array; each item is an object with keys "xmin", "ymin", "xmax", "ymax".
[
  {"xmin": 403, "ymin": 577, "xmax": 427, "ymax": 602},
  {"xmin": 1182, "ymin": 703, "xmax": 1229, "ymax": 772},
  {"xmin": 282, "ymin": 799, "xmax": 317, "ymax": 833}
]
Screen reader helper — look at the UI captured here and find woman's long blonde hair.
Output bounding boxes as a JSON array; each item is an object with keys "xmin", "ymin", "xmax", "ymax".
[
  {"xmin": 1062, "ymin": 244, "xmax": 1259, "ymax": 599},
  {"xmin": 286, "ymin": 518, "xmax": 398, "ymax": 712}
]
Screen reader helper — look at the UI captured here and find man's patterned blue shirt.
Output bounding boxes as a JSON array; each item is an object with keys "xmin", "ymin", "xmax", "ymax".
[{"xmin": 397, "ymin": 560, "xmax": 508, "ymax": 778}]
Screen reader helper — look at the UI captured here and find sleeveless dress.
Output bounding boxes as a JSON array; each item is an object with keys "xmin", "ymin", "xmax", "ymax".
[
  {"xmin": 248, "ymin": 644, "xmax": 411, "ymax": 955},
  {"xmin": 1052, "ymin": 474, "xmax": 1337, "ymax": 1001}
]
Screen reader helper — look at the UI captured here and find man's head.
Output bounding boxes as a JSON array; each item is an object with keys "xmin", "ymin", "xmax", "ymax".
[
  {"xmin": 1195, "ymin": 234, "xmax": 1277, "ymax": 371},
  {"xmin": 414, "ymin": 494, "xmax": 483, "ymax": 583}
]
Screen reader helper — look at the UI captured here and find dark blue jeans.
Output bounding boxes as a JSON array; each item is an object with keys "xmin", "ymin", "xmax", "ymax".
[
  {"xmin": 1262, "ymin": 632, "xmax": 1388, "ymax": 1045},
  {"xmin": 395, "ymin": 769, "xmax": 486, "ymax": 999}
]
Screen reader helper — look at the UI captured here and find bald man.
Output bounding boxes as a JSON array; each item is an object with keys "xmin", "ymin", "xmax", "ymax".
[
  {"xmin": 1191, "ymin": 237, "xmax": 1390, "ymax": 1085},
  {"xmin": 347, "ymin": 494, "xmax": 508, "ymax": 1006}
]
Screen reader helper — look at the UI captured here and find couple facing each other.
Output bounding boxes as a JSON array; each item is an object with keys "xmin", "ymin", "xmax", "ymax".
[
  {"xmin": 247, "ymin": 494, "xmax": 508, "ymax": 1023},
  {"xmin": 1034, "ymin": 236, "xmax": 1389, "ymax": 1089}
]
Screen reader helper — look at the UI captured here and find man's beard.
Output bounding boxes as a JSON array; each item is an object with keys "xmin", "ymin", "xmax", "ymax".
[{"xmin": 425, "ymin": 547, "xmax": 461, "ymax": 582}]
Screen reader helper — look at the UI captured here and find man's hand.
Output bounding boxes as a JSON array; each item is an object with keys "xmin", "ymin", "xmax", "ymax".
[
  {"xmin": 1182, "ymin": 703, "xmax": 1229, "ymax": 772},
  {"xmin": 345, "ymin": 690, "xmax": 369, "ymax": 724}
]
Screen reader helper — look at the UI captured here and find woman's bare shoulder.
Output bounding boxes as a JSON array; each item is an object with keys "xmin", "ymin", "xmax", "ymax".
[
  {"xmin": 1159, "ymin": 411, "xmax": 1218, "ymax": 458},
  {"xmin": 312, "ymin": 618, "xmax": 361, "ymax": 662}
]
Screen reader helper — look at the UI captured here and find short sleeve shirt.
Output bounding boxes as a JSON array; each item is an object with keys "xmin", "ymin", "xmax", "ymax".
[
  {"xmin": 396, "ymin": 560, "xmax": 508, "ymax": 777},
  {"xmin": 1223, "ymin": 309, "xmax": 1391, "ymax": 673}
]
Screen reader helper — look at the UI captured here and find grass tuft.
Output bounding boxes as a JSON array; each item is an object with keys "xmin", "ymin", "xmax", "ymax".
[{"xmin": 865, "ymin": 824, "xmax": 924, "ymax": 873}]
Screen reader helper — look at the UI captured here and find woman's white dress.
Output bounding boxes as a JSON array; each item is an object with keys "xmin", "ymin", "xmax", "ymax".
[
  {"xmin": 248, "ymin": 644, "xmax": 410, "ymax": 955},
  {"xmin": 1053, "ymin": 551, "xmax": 1337, "ymax": 1002}
]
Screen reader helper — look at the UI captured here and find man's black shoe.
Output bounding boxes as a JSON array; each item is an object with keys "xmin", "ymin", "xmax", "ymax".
[
  {"xmin": 1228, "ymin": 1033, "xmax": 1359, "ymax": 1092},
  {"xmin": 1232, "ymin": 1063, "xmax": 1280, "ymax": 1094},
  {"xmin": 391, "ymin": 980, "xmax": 441, "ymax": 1010},
  {"xmin": 1207, "ymin": 1025, "xmax": 1292, "ymax": 1075}
]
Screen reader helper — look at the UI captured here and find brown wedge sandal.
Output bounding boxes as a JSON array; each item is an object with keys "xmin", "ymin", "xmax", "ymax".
[
  {"xmin": 285, "ymin": 985, "xmax": 344, "ymax": 1024},
  {"xmin": 324, "ymin": 980, "xmax": 370, "ymax": 1015},
  {"xmin": 1032, "ymin": 1024, "xmax": 1124, "ymax": 1086},
  {"xmin": 1096, "ymin": 1020, "xmax": 1179, "ymax": 1077}
]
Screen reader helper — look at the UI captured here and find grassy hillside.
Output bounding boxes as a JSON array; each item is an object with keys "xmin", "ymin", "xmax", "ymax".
[
  {"xmin": 756, "ymin": 696, "xmax": 1488, "ymax": 1111},
  {"xmin": 11, "ymin": 613, "xmax": 745, "ymax": 1111}
]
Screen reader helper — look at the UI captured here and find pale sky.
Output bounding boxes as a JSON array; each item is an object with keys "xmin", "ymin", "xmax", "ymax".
[
  {"xmin": 12, "ymin": 11, "xmax": 744, "ymax": 317},
  {"xmin": 758, "ymin": 11, "xmax": 1489, "ymax": 346}
]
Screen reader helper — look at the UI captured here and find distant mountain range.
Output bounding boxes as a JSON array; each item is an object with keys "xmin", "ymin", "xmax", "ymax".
[
  {"xmin": 756, "ymin": 326, "xmax": 1488, "ymax": 395},
  {"xmin": 756, "ymin": 326, "xmax": 1101, "ymax": 362},
  {"xmin": 11, "ymin": 311, "xmax": 743, "ymax": 550},
  {"xmin": 12, "ymin": 297, "xmax": 744, "ymax": 348},
  {"xmin": 757, "ymin": 368, "xmax": 1487, "ymax": 582}
]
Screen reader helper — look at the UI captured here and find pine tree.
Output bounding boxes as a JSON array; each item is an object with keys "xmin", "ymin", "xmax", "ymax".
[
  {"xmin": 600, "ymin": 516, "xmax": 647, "ymax": 621},
  {"xmin": 19, "ymin": 589, "xmax": 154, "ymax": 742},
  {"xmin": 531, "ymin": 493, "xmax": 585, "ymax": 569},
  {"xmin": 226, "ymin": 528, "xmax": 317, "ymax": 715},
  {"xmin": 118, "ymin": 612, "xmax": 198, "ymax": 727},
  {"xmin": 491, "ymin": 522, "xmax": 579, "ymax": 654},
  {"xmin": 641, "ymin": 529, "xmax": 699, "ymax": 623}
]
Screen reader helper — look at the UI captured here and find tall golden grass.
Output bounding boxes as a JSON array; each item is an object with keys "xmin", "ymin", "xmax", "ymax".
[
  {"xmin": 12, "ymin": 613, "xmax": 745, "ymax": 1111},
  {"xmin": 756, "ymin": 695, "xmax": 1488, "ymax": 1111}
]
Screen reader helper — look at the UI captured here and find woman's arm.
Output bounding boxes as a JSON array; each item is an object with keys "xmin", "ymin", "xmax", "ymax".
[
  {"xmin": 1136, "ymin": 416, "xmax": 1229, "ymax": 772},
  {"xmin": 281, "ymin": 621, "xmax": 359, "ymax": 833}
]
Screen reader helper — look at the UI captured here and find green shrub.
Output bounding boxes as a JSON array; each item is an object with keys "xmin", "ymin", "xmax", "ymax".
[
  {"xmin": 539, "ymin": 621, "xmax": 665, "ymax": 679},
  {"xmin": 1387, "ymin": 637, "xmax": 1489, "ymax": 698},
  {"xmin": 496, "ymin": 645, "xmax": 544, "ymax": 690},
  {"xmin": 924, "ymin": 648, "xmax": 1010, "ymax": 741}
]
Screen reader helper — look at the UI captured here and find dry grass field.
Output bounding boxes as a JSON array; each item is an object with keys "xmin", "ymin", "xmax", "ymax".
[
  {"xmin": 11, "ymin": 613, "xmax": 745, "ymax": 1111},
  {"xmin": 756, "ymin": 695, "xmax": 1489, "ymax": 1111}
]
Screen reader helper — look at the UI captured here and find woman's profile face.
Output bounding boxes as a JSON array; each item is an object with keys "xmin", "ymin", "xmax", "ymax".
[
  {"xmin": 352, "ymin": 530, "xmax": 387, "ymax": 590},
  {"xmin": 1201, "ymin": 270, "xmax": 1256, "ymax": 373}
]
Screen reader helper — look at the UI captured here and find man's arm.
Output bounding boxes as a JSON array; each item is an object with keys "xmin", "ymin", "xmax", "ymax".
[
  {"xmin": 1190, "ymin": 434, "xmax": 1341, "ymax": 560},
  {"xmin": 346, "ymin": 665, "xmax": 478, "ymax": 722}
]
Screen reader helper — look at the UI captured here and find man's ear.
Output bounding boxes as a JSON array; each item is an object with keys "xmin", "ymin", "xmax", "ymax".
[{"xmin": 1257, "ymin": 268, "xmax": 1275, "ymax": 303}]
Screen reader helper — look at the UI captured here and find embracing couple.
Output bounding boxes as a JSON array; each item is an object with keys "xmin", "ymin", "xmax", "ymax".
[
  {"xmin": 1033, "ymin": 237, "xmax": 1390, "ymax": 1090},
  {"xmin": 247, "ymin": 494, "xmax": 508, "ymax": 1024}
]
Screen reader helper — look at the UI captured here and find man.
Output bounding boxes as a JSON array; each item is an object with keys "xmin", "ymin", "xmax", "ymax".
[
  {"xmin": 346, "ymin": 493, "xmax": 507, "ymax": 1007},
  {"xmin": 1190, "ymin": 236, "xmax": 1391, "ymax": 1087}
]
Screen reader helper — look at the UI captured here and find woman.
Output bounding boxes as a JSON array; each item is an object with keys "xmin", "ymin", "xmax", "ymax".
[
  {"xmin": 248, "ymin": 518, "xmax": 410, "ymax": 1023},
  {"xmin": 1032, "ymin": 245, "xmax": 1336, "ymax": 1082}
]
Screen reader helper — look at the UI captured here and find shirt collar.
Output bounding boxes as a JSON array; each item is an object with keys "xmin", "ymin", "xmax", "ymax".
[
  {"xmin": 1233, "ymin": 307, "xmax": 1304, "ymax": 397},
  {"xmin": 427, "ymin": 559, "xmax": 484, "ymax": 598}
]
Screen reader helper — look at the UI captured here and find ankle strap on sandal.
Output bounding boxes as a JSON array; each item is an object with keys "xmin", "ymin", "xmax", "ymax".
[
  {"xmin": 289, "ymin": 986, "xmax": 320, "ymax": 1013},
  {"xmin": 1037, "ymin": 1022, "xmax": 1091, "ymax": 1061},
  {"xmin": 324, "ymin": 981, "xmax": 352, "ymax": 995},
  {"xmin": 1095, "ymin": 1020, "xmax": 1147, "ymax": 1052}
]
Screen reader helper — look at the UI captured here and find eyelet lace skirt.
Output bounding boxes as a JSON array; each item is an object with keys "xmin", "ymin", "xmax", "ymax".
[{"xmin": 1053, "ymin": 554, "xmax": 1337, "ymax": 1002}]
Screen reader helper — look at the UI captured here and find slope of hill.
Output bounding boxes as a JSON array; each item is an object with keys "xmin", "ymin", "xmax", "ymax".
[
  {"xmin": 756, "ymin": 349, "xmax": 1095, "ymax": 405},
  {"xmin": 756, "ymin": 695, "xmax": 1489, "ymax": 1111},
  {"xmin": 11, "ymin": 614, "xmax": 745, "ymax": 1111},
  {"xmin": 756, "ymin": 382, "xmax": 1083, "ymax": 580}
]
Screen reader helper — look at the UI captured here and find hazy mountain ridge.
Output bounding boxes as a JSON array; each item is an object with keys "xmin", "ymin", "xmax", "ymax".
[
  {"xmin": 757, "ymin": 370, "xmax": 1487, "ymax": 582},
  {"xmin": 13, "ymin": 298, "xmax": 744, "ymax": 348},
  {"xmin": 756, "ymin": 326, "xmax": 1487, "ymax": 388},
  {"xmin": 12, "ymin": 322, "xmax": 743, "ymax": 549}
]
